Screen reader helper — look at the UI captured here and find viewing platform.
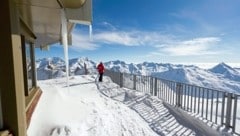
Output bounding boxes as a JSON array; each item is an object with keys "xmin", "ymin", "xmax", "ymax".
[{"xmin": 27, "ymin": 75, "xmax": 234, "ymax": 136}]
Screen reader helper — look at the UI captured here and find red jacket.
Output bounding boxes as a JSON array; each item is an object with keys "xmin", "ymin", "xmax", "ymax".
[{"xmin": 97, "ymin": 63, "xmax": 105, "ymax": 74}]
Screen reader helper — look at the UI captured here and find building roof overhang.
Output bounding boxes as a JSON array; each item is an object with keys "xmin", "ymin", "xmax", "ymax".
[{"xmin": 16, "ymin": 0, "xmax": 92, "ymax": 48}]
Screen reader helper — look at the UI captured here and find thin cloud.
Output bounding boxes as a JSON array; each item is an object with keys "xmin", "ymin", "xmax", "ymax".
[
  {"xmin": 101, "ymin": 22, "xmax": 117, "ymax": 31},
  {"xmin": 94, "ymin": 30, "xmax": 174, "ymax": 46},
  {"xmin": 156, "ymin": 37, "xmax": 221, "ymax": 56},
  {"xmin": 71, "ymin": 27, "xmax": 222, "ymax": 57},
  {"xmin": 71, "ymin": 32, "xmax": 99, "ymax": 51},
  {"xmin": 94, "ymin": 31, "xmax": 140, "ymax": 46}
]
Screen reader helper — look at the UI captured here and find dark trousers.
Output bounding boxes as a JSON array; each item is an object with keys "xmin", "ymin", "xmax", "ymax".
[{"xmin": 99, "ymin": 73, "xmax": 103, "ymax": 82}]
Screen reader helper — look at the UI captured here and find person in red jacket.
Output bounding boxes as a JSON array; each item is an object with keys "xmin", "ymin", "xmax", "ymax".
[{"xmin": 97, "ymin": 62, "xmax": 105, "ymax": 82}]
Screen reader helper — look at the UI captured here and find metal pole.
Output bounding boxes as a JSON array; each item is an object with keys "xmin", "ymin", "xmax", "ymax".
[
  {"xmin": 201, "ymin": 88, "xmax": 205, "ymax": 117},
  {"xmin": 221, "ymin": 92, "xmax": 226, "ymax": 126},
  {"xmin": 133, "ymin": 75, "xmax": 136, "ymax": 90},
  {"xmin": 154, "ymin": 78, "xmax": 157, "ymax": 96},
  {"xmin": 232, "ymin": 95, "xmax": 238, "ymax": 133},
  {"xmin": 210, "ymin": 90, "xmax": 214, "ymax": 122},
  {"xmin": 150, "ymin": 77, "xmax": 153, "ymax": 95},
  {"xmin": 206, "ymin": 89, "xmax": 209, "ymax": 119},
  {"xmin": 215, "ymin": 91, "xmax": 219, "ymax": 123},
  {"xmin": 190, "ymin": 85, "xmax": 193, "ymax": 112},
  {"xmin": 225, "ymin": 93, "xmax": 233, "ymax": 129},
  {"xmin": 198, "ymin": 88, "xmax": 200, "ymax": 114},
  {"xmin": 194, "ymin": 86, "xmax": 197, "ymax": 113},
  {"xmin": 176, "ymin": 83, "xmax": 182, "ymax": 107}
]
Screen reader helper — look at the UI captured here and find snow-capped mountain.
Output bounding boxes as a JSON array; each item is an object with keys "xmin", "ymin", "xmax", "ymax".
[
  {"xmin": 209, "ymin": 62, "xmax": 240, "ymax": 82},
  {"xmin": 104, "ymin": 60, "xmax": 240, "ymax": 93},
  {"xmin": 235, "ymin": 68, "xmax": 240, "ymax": 73},
  {"xmin": 105, "ymin": 61, "xmax": 171, "ymax": 75},
  {"xmin": 104, "ymin": 60, "xmax": 138, "ymax": 74},
  {"xmin": 36, "ymin": 57, "xmax": 66, "ymax": 80},
  {"xmin": 36, "ymin": 57, "xmax": 97, "ymax": 80},
  {"xmin": 69, "ymin": 57, "xmax": 97, "ymax": 75},
  {"xmin": 36, "ymin": 57, "xmax": 240, "ymax": 93},
  {"xmin": 153, "ymin": 65, "xmax": 240, "ymax": 93}
]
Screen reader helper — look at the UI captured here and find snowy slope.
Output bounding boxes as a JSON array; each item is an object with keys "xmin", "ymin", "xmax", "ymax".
[
  {"xmin": 27, "ymin": 75, "xmax": 159, "ymax": 136},
  {"xmin": 209, "ymin": 62, "xmax": 240, "ymax": 82},
  {"xmin": 235, "ymin": 68, "xmax": 240, "ymax": 73}
]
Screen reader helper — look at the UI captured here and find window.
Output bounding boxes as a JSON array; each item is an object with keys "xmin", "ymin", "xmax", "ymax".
[{"xmin": 21, "ymin": 36, "xmax": 36, "ymax": 96}]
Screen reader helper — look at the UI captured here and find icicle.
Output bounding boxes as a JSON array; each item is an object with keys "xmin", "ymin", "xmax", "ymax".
[
  {"xmin": 89, "ymin": 24, "xmax": 92, "ymax": 40},
  {"xmin": 61, "ymin": 9, "xmax": 69, "ymax": 87}
]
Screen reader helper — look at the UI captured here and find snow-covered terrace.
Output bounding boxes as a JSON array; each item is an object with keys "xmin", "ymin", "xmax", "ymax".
[{"xmin": 28, "ymin": 75, "xmax": 229, "ymax": 136}]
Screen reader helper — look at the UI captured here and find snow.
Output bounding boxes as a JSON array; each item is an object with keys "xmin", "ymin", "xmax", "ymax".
[
  {"xmin": 209, "ymin": 62, "xmax": 240, "ymax": 81},
  {"xmin": 27, "ymin": 75, "xmax": 158, "ymax": 136},
  {"xmin": 28, "ymin": 74, "xmax": 240, "ymax": 136}
]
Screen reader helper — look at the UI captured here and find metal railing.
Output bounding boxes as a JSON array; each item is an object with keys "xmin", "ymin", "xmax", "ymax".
[{"xmin": 105, "ymin": 70, "xmax": 240, "ymax": 135}]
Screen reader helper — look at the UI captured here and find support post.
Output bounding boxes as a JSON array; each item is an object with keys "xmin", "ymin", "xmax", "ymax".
[
  {"xmin": 176, "ymin": 83, "xmax": 182, "ymax": 107},
  {"xmin": 150, "ymin": 77, "xmax": 154, "ymax": 95},
  {"xmin": 154, "ymin": 78, "xmax": 157, "ymax": 96},
  {"xmin": 225, "ymin": 93, "xmax": 233, "ymax": 129},
  {"xmin": 133, "ymin": 75, "xmax": 136, "ymax": 90},
  {"xmin": 232, "ymin": 94, "xmax": 238, "ymax": 133}
]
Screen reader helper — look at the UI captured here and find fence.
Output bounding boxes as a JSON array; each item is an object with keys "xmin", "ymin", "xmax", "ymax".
[{"xmin": 105, "ymin": 70, "xmax": 240, "ymax": 135}]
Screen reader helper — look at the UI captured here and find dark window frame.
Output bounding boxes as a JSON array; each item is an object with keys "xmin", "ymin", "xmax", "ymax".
[{"xmin": 21, "ymin": 35, "xmax": 36, "ymax": 96}]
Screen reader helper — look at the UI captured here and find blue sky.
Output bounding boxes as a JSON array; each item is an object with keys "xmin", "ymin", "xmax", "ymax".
[{"xmin": 36, "ymin": 0, "xmax": 240, "ymax": 64}]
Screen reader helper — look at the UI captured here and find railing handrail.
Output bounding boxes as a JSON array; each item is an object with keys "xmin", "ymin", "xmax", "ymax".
[
  {"xmin": 108, "ymin": 69, "xmax": 240, "ymax": 95},
  {"xmin": 105, "ymin": 69, "xmax": 240, "ymax": 135}
]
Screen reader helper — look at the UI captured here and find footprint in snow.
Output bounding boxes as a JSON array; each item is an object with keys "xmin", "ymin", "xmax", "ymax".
[
  {"xmin": 49, "ymin": 126, "xmax": 71, "ymax": 136},
  {"xmin": 92, "ymin": 109, "xmax": 97, "ymax": 113}
]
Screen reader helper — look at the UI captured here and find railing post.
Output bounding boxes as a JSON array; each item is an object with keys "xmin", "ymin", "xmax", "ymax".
[
  {"xmin": 176, "ymin": 83, "xmax": 182, "ymax": 107},
  {"xmin": 225, "ymin": 93, "xmax": 233, "ymax": 129},
  {"xmin": 221, "ymin": 92, "xmax": 226, "ymax": 126},
  {"xmin": 119, "ymin": 72, "xmax": 123, "ymax": 87},
  {"xmin": 154, "ymin": 78, "xmax": 157, "ymax": 96},
  {"xmin": 133, "ymin": 75, "xmax": 136, "ymax": 90},
  {"xmin": 150, "ymin": 77, "xmax": 154, "ymax": 95},
  {"xmin": 232, "ymin": 94, "xmax": 238, "ymax": 133}
]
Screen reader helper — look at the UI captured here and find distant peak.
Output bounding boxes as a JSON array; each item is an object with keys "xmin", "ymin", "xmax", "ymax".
[
  {"xmin": 210, "ymin": 62, "xmax": 236, "ymax": 74},
  {"xmin": 219, "ymin": 62, "xmax": 227, "ymax": 65},
  {"xmin": 110, "ymin": 60, "xmax": 126, "ymax": 65},
  {"xmin": 215, "ymin": 62, "xmax": 232, "ymax": 69}
]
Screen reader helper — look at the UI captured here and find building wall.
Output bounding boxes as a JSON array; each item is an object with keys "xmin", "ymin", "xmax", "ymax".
[
  {"xmin": 12, "ymin": 35, "xmax": 27, "ymax": 135},
  {"xmin": 0, "ymin": 0, "xmax": 28, "ymax": 135}
]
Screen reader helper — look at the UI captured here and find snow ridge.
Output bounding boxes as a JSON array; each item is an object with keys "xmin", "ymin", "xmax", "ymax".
[
  {"xmin": 36, "ymin": 57, "xmax": 240, "ymax": 93},
  {"xmin": 209, "ymin": 62, "xmax": 240, "ymax": 81}
]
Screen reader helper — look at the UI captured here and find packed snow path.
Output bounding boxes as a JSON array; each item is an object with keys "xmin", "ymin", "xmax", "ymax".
[{"xmin": 28, "ymin": 75, "xmax": 223, "ymax": 136}]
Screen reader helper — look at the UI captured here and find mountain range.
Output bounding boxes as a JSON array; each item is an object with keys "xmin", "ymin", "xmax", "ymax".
[{"xmin": 36, "ymin": 57, "xmax": 240, "ymax": 93}]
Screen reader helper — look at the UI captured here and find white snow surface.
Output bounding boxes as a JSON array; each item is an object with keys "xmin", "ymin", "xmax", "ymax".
[
  {"xmin": 27, "ymin": 75, "xmax": 199, "ymax": 136},
  {"xmin": 28, "ymin": 75, "xmax": 158, "ymax": 136}
]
